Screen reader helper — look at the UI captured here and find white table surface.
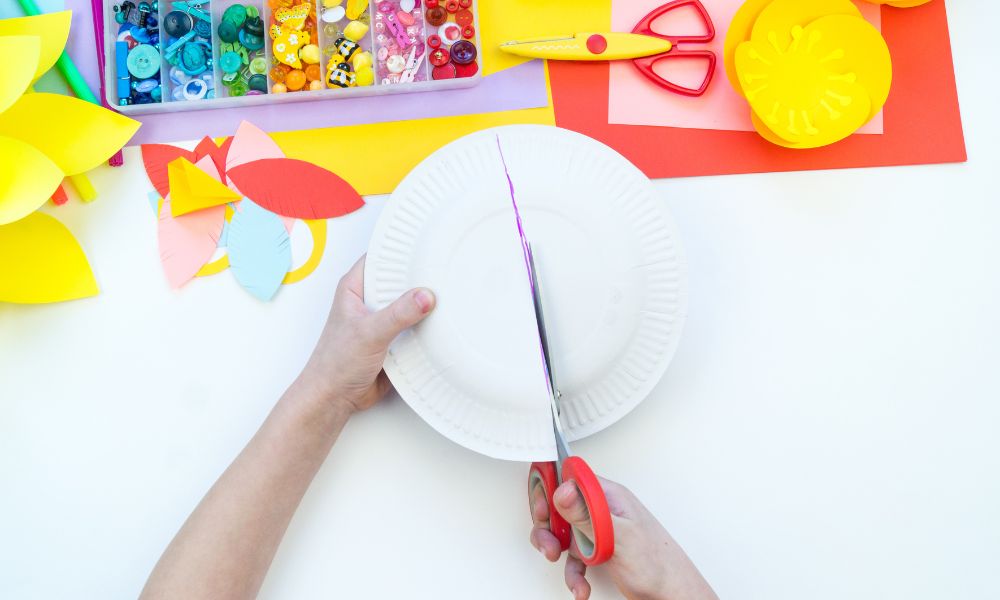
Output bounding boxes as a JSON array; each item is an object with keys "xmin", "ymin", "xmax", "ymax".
[{"xmin": 3, "ymin": 2, "xmax": 999, "ymax": 598}]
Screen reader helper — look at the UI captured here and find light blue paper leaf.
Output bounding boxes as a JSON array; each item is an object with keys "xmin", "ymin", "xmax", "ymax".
[
  {"xmin": 227, "ymin": 198, "xmax": 291, "ymax": 301},
  {"xmin": 218, "ymin": 218, "xmax": 230, "ymax": 247},
  {"xmin": 147, "ymin": 190, "xmax": 160, "ymax": 215}
]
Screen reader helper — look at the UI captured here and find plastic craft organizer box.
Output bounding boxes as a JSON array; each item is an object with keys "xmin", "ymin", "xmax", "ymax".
[{"xmin": 105, "ymin": 0, "xmax": 481, "ymax": 115}]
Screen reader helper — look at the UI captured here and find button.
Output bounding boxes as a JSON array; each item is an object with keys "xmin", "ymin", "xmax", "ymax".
[
  {"xmin": 182, "ymin": 78, "xmax": 209, "ymax": 100},
  {"xmin": 220, "ymin": 51, "xmax": 242, "ymax": 73},
  {"xmin": 163, "ymin": 10, "xmax": 192, "ymax": 37},
  {"xmin": 428, "ymin": 47, "xmax": 449, "ymax": 66},
  {"xmin": 249, "ymin": 56, "xmax": 268, "ymax": 75},
  {"xmin": 229, "ymin": 79, "xmax": 248, "ymax": 96},
  {"xmin": 455, "ymin": 8, "xmax": 473, "ymax": 27},
  {"xmin": 427, "ymin": 34, "xmax": 441, "ymax": 49},
  {"xmin": 425, "ymin": 0, "xmax": 438, "ymax": 7},
  {"xmin": 458, "ymin": 0, "xmax": 471, "ymax": 7},
  {"xmin": 126, "ymin": 43, "xmax": 160, "ymax": 78},
  {"xmin": 386, "ymin": 53, "xmax": 407, "ymax": 73},
  {"xmin": 455, "ymin": 60, "xmax": 478, "ymax": 78},
  {"xmin": 432, "ymin": 63, "xmax": 456, "ymax": 79},
  {"xmin": 239, "ymin": 30, "xmax": 265, "ymax": 51},
  {"xmin": 425, "ymin": 6, "xmax": 447, "ymax": 25},
  {"xmin": 449, "ymin": 40, "xmax": 476, "ymax": 65},
  {"xmin": 218, "ymin": 20, "xmax": 239, "ymax": 43},
  {"xmin": 445, "ymin": 0, "xmax": 459, "ymax": 13},
  {"xmin": 248, "ymin": 73, "xmax": 268, "ymax": 92},
  {"xmin": 222, "ymin": 4, "xmax": 247, "ymax": 27},
  {"xmin": 462, "ymin": 25, "xmax": 474, "ymax": 39},
  {"xmin": 438, "ymin": 22, "xmax": 461, "ymax": 45},
  {"xmin": 244, "ymin": 15, "xmax": 264, "ymax": 37}
]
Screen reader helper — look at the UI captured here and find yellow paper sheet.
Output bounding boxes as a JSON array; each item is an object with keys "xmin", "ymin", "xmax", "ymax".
[
  {"xmin": 273, "ymin": 104, "xmax": 555, "ymax": 196},
  {"xmin": 0, "ymin": 11, "xmax": 71, "ymax": 83},
  {"xmin": 0, "ymin": 92, "xmax": 139, "ymax": 176},
  {"xmin": 479, "ymin": 0, "xmax": 612, "ymax": 76},
  {"xmin": 0, "ymin": 211, "xmax": 99, "ymax": 304},
  {"xmin": 0, "ymin": 134, "xmax": 62, "ymax": 225},
  {"xmin": 168, "ymin": 157, "xmax": 240, "ymax": 216},
  {"xmin": 0, "ymin": 36, "xmax": 39, "ymax": 113}
]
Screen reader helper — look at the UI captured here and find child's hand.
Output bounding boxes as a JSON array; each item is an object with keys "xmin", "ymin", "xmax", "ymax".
[
  {"xmin": 298, "ymin": 255, "xmax": 435, "ymax": 414},
  {"xmin": 530, "ymin": 477, "xmax": 718, "ymax": 600}
]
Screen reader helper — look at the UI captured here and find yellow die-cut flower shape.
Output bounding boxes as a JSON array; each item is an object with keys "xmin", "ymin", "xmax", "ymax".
[{"xmin": 736, "ymin": 13, "xmax": 891, "ymax": 148}]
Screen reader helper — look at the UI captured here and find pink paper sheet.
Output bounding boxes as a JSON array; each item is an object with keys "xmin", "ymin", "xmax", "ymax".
[{"xmin": 608, "ymin": 0, "xmax": 883, "ymax": 134}]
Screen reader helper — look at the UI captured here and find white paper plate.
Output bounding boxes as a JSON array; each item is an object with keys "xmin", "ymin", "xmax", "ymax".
[{"xmin": 365, "ymin": 125, "xmax": 687, "ymax": 461}]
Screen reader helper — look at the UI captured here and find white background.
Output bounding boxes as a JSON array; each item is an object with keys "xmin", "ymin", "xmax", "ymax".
[{"xmin": 2, "ymin": 1, "xmax": 999, "ymax": 598}]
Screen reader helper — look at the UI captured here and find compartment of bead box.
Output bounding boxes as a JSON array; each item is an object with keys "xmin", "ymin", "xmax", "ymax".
[{"xmin": 105, "ymin": 0, "xmax": 480, "ymax": 114}]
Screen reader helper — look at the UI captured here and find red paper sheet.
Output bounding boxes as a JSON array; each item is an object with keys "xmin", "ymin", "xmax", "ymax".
[{"xmin": 549, "ymin": 1, "xmax": 966, "ymax": 178}]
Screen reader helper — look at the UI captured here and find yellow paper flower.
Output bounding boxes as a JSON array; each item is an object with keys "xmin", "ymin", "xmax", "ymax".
[
  {"xmin": 730, "ymin": 0, "xmax": 892, "ymax": 149},
  {"xmin": 0, "ymin": 12, "xmax": 140, "ymax": 303}
]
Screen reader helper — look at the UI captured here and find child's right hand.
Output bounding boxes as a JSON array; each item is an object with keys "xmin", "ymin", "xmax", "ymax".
[{"xmin": 530, "ymin": 476, "xmax": 718, "ymax": 600}]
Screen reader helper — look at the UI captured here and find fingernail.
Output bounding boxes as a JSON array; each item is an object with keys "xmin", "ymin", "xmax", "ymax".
[{"xmin": 413, "ymin": 289, "xmax": 434, "ymax": 313}]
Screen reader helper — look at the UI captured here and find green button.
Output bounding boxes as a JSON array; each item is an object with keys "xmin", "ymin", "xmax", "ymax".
[
  {"xmin": 126, "ymin": 44, "xmax": 161, "ymax": 79},
  {"xmin": 222, "ymin": 4, "xmax": 247, "ymax": 27},
  {"xmin": 249, "ymin": 56, "xmax": 268, "ymax": 75},
  {"xmin": 218, "ymin": 20, "xmax": 239, "ymax": 43},
  {"xmin": 220, "ymin": 51, "xmax": 242, "ymax": 74}
]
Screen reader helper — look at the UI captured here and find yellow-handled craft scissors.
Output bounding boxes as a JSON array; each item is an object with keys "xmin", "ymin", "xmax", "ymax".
[{"xmin": 500, "ymin": 0, "xmax": 716, "ymax": 97}]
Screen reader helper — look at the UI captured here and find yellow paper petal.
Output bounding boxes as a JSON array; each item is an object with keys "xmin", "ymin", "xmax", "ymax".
[
  {"xmin": 0, "ymin": 36, "xmax": 40, "ymax": 113},
  {"xmin": 283, "ymin": 219, "xmax": 326, "ymax": 284},
  {"xmin": 0, "ymin": 93, "xmax": 140, "ymax": 176},
  {"xmin": 196, "ymin": 255, "xmax": 230, "ymax": 276},
  {"xmin": 169, "ymin": 158, "xmax": 240, "ymax": 217},
  {"xmin": 0, "ymin": 11, "xmax": 72, "ymax": 82},
  {"xmin": 0, "ymin": 135, "xmax": 63, "ymax": 225},
  {"xmin": 723, "ymin": 0, "xmax": 773, "ymax": 93},
  {"xmin": 750, "ymin": 0, "xmax": 861, "ymax": 52},
  {"xmin": 0, "ymin": 212, "xmax": 98, "ymax": 304}
]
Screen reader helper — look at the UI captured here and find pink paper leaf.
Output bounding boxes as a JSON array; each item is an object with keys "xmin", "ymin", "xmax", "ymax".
[{"xmin": 157, "ymin": 196, "xmax": 225, "ymax": 289}]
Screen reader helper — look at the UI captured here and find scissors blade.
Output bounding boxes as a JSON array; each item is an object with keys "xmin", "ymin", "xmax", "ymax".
[{"xmin": 526, "ymin": 244, "xmax": 572, "ymax": 466}]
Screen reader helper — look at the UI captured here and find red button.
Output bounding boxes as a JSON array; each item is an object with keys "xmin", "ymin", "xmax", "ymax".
[
  {"xmin": 429, "ymin": 47, "xmax": 450, "ymax": 66},
  {"xmin": 427, "ymin": 34, "xmax": 442, "ymax": 49},
  {"xmin": 462, "ymin": 25, "xmax": 475, "ymax": 39},
  {"xmin": 455, "ymin": 8, "xmax": 473, "ymax": 27},
  {"xmin": 445, "ymin": 0, "xmax": 459, "ymax": 13},
  {"xmin": 455, "ymin": 60, "xmax": 478, "ymax": 78},
  {"xmin": 432, "ymin": 63, "xmax": 456, "ymax": 79},
  {"xmin": 425, "ymin": 6, "xmax": 447, "ymax": 25},
  {"xmin": 425, "ymin": 0, "xmax": 438, "ymax": 7},
  {"xmin": 586, "ymin": 34, "xmax": 607, "ymax": 55},
  {"xmin": 458, "ymin": 0, "xmax": 471, "ymax": 7}
]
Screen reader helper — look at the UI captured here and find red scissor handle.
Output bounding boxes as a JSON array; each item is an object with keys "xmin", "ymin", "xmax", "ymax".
[
  {"xmin": 529, "ymin": 462, "xmax": 571, "ymax": 550},
  {"xmin": 632, "ymin": 0, "xmax": 715, "ymax": 44},
  {"xmin": 562, "ymin": 456, "xmax": 615, "ymax": 565},
  {"xmin": 631, "ymin": 0, "xmax": 717, "ymax": 97},
  {"xmin": 528, "ymin": 457, "xmax": 615, "ymax": 566}
]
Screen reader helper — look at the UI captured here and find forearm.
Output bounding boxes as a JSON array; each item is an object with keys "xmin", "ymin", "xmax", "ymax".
[{"xmin": 140, "ymin": 377, "xmax": 350, "ymax": 600}]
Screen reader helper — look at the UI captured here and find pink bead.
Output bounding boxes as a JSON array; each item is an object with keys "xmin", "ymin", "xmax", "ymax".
[
  {"xmin": 406, "ymin": 25, "xmax": 418, "ymax": 36},
  {"xmin": 387, "ymin": 73, "xmax": 400, "ymax": 84},
  {"xmin": 375, "ymin": 21, "xmax": 385, "ymax": 32},
  {"xmin": 378, "ymin": 1, "xmax": 393, "ymax": 13},
  {"xmin": 377, "ymin": 46, "xmax": 389, "ymax": 60},
  {"xmin": 397, "ymin": 10, "xmax": 415, "ymax": 26}
]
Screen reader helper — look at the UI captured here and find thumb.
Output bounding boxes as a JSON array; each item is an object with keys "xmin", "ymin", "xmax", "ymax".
[
  {"xmin": 364, "ymin": 288, "xmax": 436, "ymax": 349},
  {"xmin": 553, "ymin": 481, "xmax": 595, "ymax": 539}
]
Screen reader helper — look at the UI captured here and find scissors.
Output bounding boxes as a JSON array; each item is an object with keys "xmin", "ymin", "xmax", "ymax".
[
  {"xmin": 499, "ymin": 0, "xmax": 716, "ymax": 97},
  {"xmin": 524, "ymin": 245, "xmax": 615, "ymax": 566}
]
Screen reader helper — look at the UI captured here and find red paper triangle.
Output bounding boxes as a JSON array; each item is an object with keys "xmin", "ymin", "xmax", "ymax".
[
  {"xmin": 194, "ymin": 136, "xmax": 232, "ymax": 179},
  {"xmin": 227, "ymin": 158, "xmax": 364, "ymax": 219},
  {"xmin": 142, "ymin": 144, "xmax": 198, "ymax": 198}
]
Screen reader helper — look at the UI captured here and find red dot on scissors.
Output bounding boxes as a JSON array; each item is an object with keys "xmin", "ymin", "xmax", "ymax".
[{"xmin": 586, "ymin": 34, "xmax": 607, "ymax": 55}]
